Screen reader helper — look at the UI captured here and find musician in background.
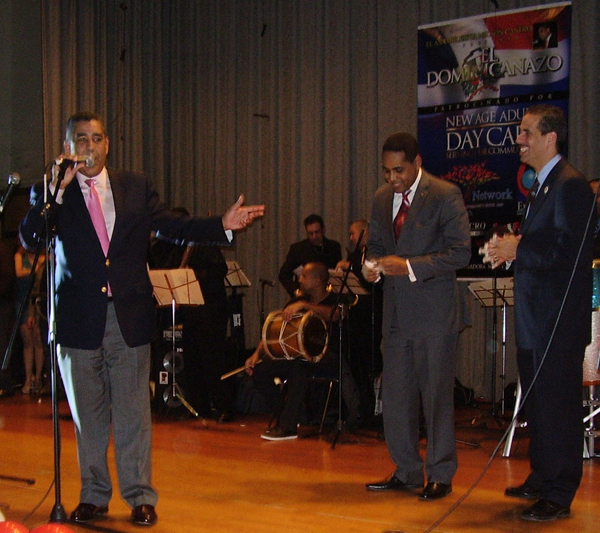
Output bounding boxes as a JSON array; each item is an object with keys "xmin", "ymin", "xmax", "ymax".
[
  {"xmin": 278, "ymin": 214, "xmax": 342, "ymax": 297},
  {"xmin": 245, "ymin": 261, "xmax": 360, "ymax": 440},
  {"xmin": 336, "ymin": 220, "xmax": 383, "ymax": 424},
  {"xmin": 149, "ymin": 207, "xmax": 235, "ymax": 422}
]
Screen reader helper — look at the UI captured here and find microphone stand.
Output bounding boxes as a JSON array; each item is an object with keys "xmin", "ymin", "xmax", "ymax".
[
  {"xmin": 329, "ymin": 232, "xmax": 364, "ymax": 449},
  {"xmin": 0, "ymin": 166, "xmax": 68, "ymax": 518},
  {"xmin": 43, "ymin": 168, "xmax": 68, "ymax": 522}
]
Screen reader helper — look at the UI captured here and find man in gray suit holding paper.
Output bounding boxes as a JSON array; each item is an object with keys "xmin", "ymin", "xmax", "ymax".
[{"xmin": 363, "ymin": 132, "xmax": 470, "ymax": 501}]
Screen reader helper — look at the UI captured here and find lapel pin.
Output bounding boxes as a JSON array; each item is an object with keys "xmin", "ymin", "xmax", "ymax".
[{"xmin": 543, "ymin": 186, "xmax": 549, "ymax": 194}]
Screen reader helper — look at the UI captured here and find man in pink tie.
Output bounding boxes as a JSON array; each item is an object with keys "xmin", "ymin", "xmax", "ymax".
[
  {"xmin": 19, "ymin": 111, "xmax": 264, "ymax": 526},
  {"xmin": 362, "ymin": 132, "xmax": 470, "ymax": 501}
]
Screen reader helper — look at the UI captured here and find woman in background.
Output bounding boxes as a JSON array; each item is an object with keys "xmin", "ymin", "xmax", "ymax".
[{"xmin": 14, "ymin": 245, "xmax": 45, "ymax": 394}]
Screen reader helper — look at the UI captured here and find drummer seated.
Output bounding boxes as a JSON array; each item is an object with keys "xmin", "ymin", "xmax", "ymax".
[{"xmin": 245, "ymin": 262, "xmax": 360, "ymax": 440}]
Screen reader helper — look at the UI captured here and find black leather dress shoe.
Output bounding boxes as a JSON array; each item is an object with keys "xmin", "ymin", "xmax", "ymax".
[
  {"xmin": 419, "ymin": 482, "xmax": 452, "ymax": 501},
  {"xmin": 504, "ymin": 482, "xmax": 542, "ymax": 500},
  {"xmin": 366, "ymin": 475, "xmax": 423, "ymax": 492},
  {"xmin": 70, "ymin": 503, "xmax": 109, "ymax": 522},
  {"xmin": 520, "ymin": 498, "xmax": 570, "ymax": 521},
  {"xmin": 132, "ymin": 504, "xmax": 158, "ymax": 526}
]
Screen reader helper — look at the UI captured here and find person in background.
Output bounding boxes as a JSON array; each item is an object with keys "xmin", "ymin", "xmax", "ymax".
[
  {"xmin": 246, "ymin": 261, "xmax": 360, "ymax": 440},
  {"xmin": 149, "ymin": 207, "xmax": 234, "ymax": 422},
  {"xmin": 279, "ymin": 214, "xmax": 342, "ymax": 298},
  {"xmin": 14, "ymin": 244, "xmax": 46, "ymax": 394},
  {"xmin": 336, "ymin": 219, "xmax": 383, "ymax": 424}
]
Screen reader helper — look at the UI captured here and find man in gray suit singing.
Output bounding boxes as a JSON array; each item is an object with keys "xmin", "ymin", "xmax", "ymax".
[{"xmin": 363, "ymin": 132, "xmax": 470, "ymax": 501}]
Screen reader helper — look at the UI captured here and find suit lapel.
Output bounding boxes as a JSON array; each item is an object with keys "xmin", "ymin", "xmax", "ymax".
[{"xmin": 383, "ymin": 185, "xmax": 396, "ymax": 244}]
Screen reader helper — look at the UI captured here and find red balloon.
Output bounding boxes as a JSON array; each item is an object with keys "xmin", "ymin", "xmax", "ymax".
[
  {"xmin": 29, "ymin": 525, "xmax": 75, "ymax": 533},
  {"xmin": 0, "ymin": 522, "xmax": 28, "ymax": 533}
]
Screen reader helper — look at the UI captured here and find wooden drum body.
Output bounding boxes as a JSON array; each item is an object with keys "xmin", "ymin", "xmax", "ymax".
[{"xmin": 261, "ymin": 310, "xmax": 328, "ymax": 363}]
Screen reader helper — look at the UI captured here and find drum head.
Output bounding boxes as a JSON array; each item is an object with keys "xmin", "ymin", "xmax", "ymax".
[{"xmin": 298, "ymin": 312, "xmax": 328, "ymax": 362}]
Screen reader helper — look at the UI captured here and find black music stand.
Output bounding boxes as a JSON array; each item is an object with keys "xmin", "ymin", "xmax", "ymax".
[
  {"xmin": 149, "ymin": 268, "xmax": 204, "ymax": 418},
  {"xmin": 324, "ymin": 269, "xmax": 369, "ymax": 448},
  {"xmin": 468, "ymin": 276, "xmax": 514, "ymax": 421},
  {"xmin": 327, "ymin": 270, "xmax": 369, "ymax": 300},
  {"xmin": 224, "ymin": 260, "xmax": 251, "ymax": 360}
]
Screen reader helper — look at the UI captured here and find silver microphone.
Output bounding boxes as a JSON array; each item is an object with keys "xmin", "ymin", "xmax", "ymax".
[
  {"xmin": 55, "ymin": 155, "xmax": 95, "ymax": 169},
  {"xmin": 0, "ymin": 173, "xmax": 21, "ymax": 213}
]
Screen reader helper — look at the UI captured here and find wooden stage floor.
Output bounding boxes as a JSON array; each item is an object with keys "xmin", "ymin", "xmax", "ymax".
[{"xmin": 0, "ymin": 392, "xmax": 598, "ymax": 533}]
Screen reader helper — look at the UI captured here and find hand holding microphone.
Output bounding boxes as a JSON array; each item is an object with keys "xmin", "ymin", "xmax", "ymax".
[{"xmin": 52, "ymin": 154, "xmax": 95, "ymax": 189}]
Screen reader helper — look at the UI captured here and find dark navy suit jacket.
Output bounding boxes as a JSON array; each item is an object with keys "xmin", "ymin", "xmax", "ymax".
[
  {"xmin": 515, "ymin": 158, "xmax": 595, "ymax": 352},
  {"xmin": 20, "ymin": 169, "xmax": 230, "ymax": 350}
]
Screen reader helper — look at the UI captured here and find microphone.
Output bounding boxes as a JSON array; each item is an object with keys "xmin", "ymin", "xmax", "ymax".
[
  {"xmin": 54, "ymin": 155, "xmax": 95, "ymax": 169},
  {"xmin": 0, "ymin": 173, "xmax": 21, "ymax": 214},
  {"xmin": 259, "ymin": 279, "xmax": 275, "ymax": 287},
  {"xmin": 52, "ymin": 155, "xmax": 95, "ymax": 193}
]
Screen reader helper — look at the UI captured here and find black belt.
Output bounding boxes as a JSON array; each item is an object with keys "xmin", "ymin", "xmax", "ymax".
[{"xmin": 107, "ymin": 296, "xmax": 114, "ymax": 302}]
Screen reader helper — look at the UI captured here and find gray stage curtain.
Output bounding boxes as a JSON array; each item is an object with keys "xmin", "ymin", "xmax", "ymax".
[{"xmin": 40, "ymin": 0, "xmax": 600, "ymax": 399}]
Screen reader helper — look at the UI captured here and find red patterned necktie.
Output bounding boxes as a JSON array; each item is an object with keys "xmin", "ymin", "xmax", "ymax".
[
  {"xmin": 394, "ymin": 191, "xmax": 411, "ymax": 242},
  {"xmin": 85, "ymin": 178, "xmax": 110, "ymax": 256}
]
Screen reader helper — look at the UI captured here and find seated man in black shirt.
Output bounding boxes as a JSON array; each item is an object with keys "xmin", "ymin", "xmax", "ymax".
[{"xmin": 246, "ymin": 261, "xmax": 359, "ymax": 440}]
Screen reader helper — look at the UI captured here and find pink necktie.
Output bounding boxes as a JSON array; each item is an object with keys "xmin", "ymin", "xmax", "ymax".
[
  {"xmin": 85, "ymin": 179, "xmax": 110, "ymax": 256},
  {"xmin": 394, "ymin": 191, "xmax": 411, "ymax": 242}
]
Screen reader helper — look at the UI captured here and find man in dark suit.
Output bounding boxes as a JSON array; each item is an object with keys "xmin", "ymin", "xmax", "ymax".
[
  {"xmin": 362, "ymin": 132, "xmax": 471, "ymax": 501},
  {"xmin": 336, "ymin": 219, "xmax": 383, "ymax": 423},
  {"xmin": 487, "ymin": 104, "xmax": 595, "ymax": 521},
  {"xmin": 19, "ymin": 111, "xmax": 264, "ymax": 526},
  {"xmin": 278, "ymin": 214, "xmax": 342, "ymax": 297}
]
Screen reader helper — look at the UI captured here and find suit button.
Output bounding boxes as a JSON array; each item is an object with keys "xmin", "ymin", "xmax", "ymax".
[
  {"xmin": 105, "ymin": 259, "xmax": 110, "ymax": 267},
  {"xmin": 101, "ymin": 287, "xmax": 108, "ymax": 293}
]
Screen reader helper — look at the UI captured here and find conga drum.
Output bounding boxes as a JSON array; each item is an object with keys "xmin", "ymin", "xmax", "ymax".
[{"xmin": 261, "ymin": 310, "xmax": 329, "ymax": 363}]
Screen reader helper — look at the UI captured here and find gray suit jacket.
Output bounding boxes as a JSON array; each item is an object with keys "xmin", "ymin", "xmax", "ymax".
[{"xmin": 367, "ymin": 170, "xmax": 471, "ymax": 339}]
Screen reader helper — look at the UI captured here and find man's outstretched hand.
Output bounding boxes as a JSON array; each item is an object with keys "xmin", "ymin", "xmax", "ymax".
[{"xmin": 222, "ymin": 195, "xmax": 265, "ymax": 231}]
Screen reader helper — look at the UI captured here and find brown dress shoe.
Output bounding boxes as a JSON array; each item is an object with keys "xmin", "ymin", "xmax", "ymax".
[
  {"xmin": 132, "ymin": 504, "xmax": 158, "ymax": 526},
  {"xmin": 366, "ymin": 475, "xmax": 423, "ymax": 491},
  {"xmin": 419, "ymin": 482, "xmax": 452, "ymax": 501},
  {"xmin": 70, "ymin": 502, "xmax": 109, "ymax": 522}
]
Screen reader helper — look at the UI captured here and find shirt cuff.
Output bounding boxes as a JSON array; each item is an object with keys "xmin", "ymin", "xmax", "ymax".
[
  {"xmin": 225, "ymin": 229, "xmax": 233, "ymax": 242},
  {"xmin": 48, "ymin": 183, "xmax": 65, "ymax": 204},
  {"xmin": 406, "ymin": 259, "xmax": 417, "ymax": 282}
]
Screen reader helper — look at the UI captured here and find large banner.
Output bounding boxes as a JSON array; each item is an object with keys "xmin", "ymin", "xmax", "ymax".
[{"xmin": 418, "ymin": 2, "xmax": 571, "ymax": 276}]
